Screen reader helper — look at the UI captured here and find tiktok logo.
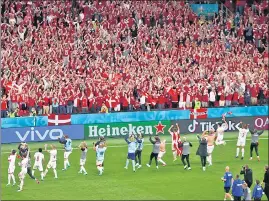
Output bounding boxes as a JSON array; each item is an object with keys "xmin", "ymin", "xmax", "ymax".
[{"xmin": 188, "ymin": 120, "xmax": 199, "ymax": 133}]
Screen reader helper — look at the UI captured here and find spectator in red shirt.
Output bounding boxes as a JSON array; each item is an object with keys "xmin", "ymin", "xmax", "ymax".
[
  {"xmin": 59, "ymin": 94, "xmax": 67, "ymax": 114},
  {"xmin": 43, "ymin": 92, "xmax": 50, "ymax": 115},
  {"xmin": 36, "ymin": 96, "xmax": 43, "ymax": 115},
  {"xmin": 157, "ymin": 90, "xmax": 166, "ymax": 110},
  {"xmin": 202, "ymin": 90, "xmax": 209, "ymax": 108},
  {"xmin": 81, "ymin": 93, "xmax": 89, "ymax": 113},
  {"xmin": 225, "ymin": 91, "xmax": 233, "ymax": 107},
  {"xmin": 66, "ymin": 90, "xmax": 74, "ymax": 114},
  {"xmin": 121, "ymin": 92, "xmax": 129, "ymax": 112},
  {"xmin": 218, "ymin": 89, "xmax": 225, "ymax": 107},
  {"xmin": 232, "ymin": 89, "xmax": 239, "ymax": 106},
  {"xmin": 1, "ymin": 94, "xmax": 8, "ymax": 118},
  {"xmin": 51, "ymin": 93, "xmax": 59, "ymax": 114},
  {"xmin": 27, "ymin": 95, "xmax": 36, "ymax": 114},
  {"xmin": 169, "ymin": 86, "xmax": 179, "ymax": 108}
]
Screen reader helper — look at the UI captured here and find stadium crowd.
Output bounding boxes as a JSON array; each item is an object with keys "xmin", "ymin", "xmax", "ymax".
[{"xmin": 1, "ymin": 0, "xmax": 268, "ymax": 118}]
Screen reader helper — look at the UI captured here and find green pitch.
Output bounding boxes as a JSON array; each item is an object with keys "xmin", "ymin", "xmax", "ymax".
[{"xmin": 1, "ymin": 131, "xmax": 268, "ymax": 200}]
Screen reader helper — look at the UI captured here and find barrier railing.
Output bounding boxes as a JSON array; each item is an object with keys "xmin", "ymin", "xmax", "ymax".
[
  {"xmin": 2, "ymin": 116, "xmax": 268, "ymax": 144},
  {"xmin": 1, "ymin": 106, "xmax": 268, "ymax": 129}
]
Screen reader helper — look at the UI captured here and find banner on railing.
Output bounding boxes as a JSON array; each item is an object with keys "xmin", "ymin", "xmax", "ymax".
[
  {"xmin": 84, "ymin": 121, "xmax": 171, "ymax": 139},
  {"xmin": 48, "ymin": 114, "xmax": 71, "ymax": 126},
  {"xmin": 1, "ymin": 125, "xmax": 84, "ymax": 144},
  {"xmin": 1, "ymin": 106, "xmax": 268, "ymax": 129},
  {"xmin": 189, "ymin": 108, "xmax": 208, "ymax": 119}
]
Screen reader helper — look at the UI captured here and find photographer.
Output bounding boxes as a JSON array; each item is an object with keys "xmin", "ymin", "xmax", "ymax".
[
  {"xmin": 262, "ymin": 165, "xmax": 269, "ymax": 200},
  {"xmin": 240, "ymin": 165, "xmax": 253, "ymax": 188}
]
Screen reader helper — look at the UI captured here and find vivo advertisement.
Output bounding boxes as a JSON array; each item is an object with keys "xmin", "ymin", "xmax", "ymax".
[{"xmin": 1, "ymin": 125, "xmax": 84, "ymax": 144}]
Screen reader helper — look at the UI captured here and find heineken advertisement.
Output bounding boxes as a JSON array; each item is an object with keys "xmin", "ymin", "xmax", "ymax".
[{"xmin": 84, "ymin": 121, "xmax": 171, "ymax": 138}]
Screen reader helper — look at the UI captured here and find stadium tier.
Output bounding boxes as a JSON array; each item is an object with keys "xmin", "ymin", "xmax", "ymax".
[{"xmin": 1, "ymin": 0, "xmax": 268, "ymax": 118}]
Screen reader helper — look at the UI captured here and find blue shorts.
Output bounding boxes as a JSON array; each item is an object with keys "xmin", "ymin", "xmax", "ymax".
[{"xmin": 127, "ymin": 153, "xmax": 135, "ymax": 160}]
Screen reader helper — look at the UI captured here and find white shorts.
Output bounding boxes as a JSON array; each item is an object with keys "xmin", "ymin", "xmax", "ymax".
[
  {"xmin": 8, "ymin": 166, "xmax": 15, "ymax": 174},
  {"xmin": 64, "ymin": 151, "xmax": 72, "ymax": 159},
  {"xmin": 237, "ymin": 139, "xmax": 246, "ymax": 147},
  {"xmin": 207, "ymin": 145, "xmax": 215, "ymax": 154},
  {"xmin": 33, "ymin": 163, "xmax": 44, "ymax": 172},
  {"xmin": 96, "ymin": 160, "xmax": 104, "ymax": 166},
  {"xmin": 80, "ymin": 159, "xmax": 86, "ymax": 166},
  {"xmin": 19, "ymin": 169, "xmax": 27, "ymax": 179},
  {"xmin": 47, "ymin": 161, "xmax": 57, "ymax": 169},
  {"xmin": 158, "ymin": 151, "xmax": 166, "ymax": 158}
]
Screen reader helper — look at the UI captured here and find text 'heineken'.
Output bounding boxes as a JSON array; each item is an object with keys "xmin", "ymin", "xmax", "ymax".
[
  {"xmin": 84, "ymin": 121, "xmax": 170, "ymax": 138},
  {"xmin": 88, "ymin": 124, "xmax": 153, "ymax": 137}
]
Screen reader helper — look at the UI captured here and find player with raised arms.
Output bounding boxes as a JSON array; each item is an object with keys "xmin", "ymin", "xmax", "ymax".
[
  {"xmin": 215, "ymin": 116, "xmax": 228, "ymax": 146},
  {"xmin": 168, "ymin": 123, "xmax": 182, "ymax": 161},
  {"xmin": 236, "ymin": 122, "xmax": 249, "ymax": 160},
  {"xmin": 249, "ymin": 128, "xmax": 264, "ymax": 161},
  {"xmin": 17, "ymin": 142, "xmax": 39, "ymax": 184},
  {"xmin": 78, "ymin": 141, "xmax": 88, "ymax": 175},
  {"xmin": 124, "ymin": 134, "xmax": 141, "ymax": 172},
  {"xmin": 135, "ymin": 133, "xmax": 144, "ymax": 169},
  {"xmin": 58, "ymin": 135, "xmax": 72, "ymax": 171},
  {"xmin": 93, "ymin": 136, "xmax": 106, "ymax": 171},
  {"xmin": 94, "ymin": 142, "xmax": 107, "ymax": 176},
  {"xmin": 43, "ymin": 144, "xmax": 58, "ymax": 179},
  {"xmin": 7, "ymin": 150, "xmax": 17, "ymax": 186},
  {"xmin": 32, "ymin": 148, "xmax": 45, "ymax": 181},
  {"xmin": 17, "ymin": 147, "xmax": 30, "ymax": 192}
]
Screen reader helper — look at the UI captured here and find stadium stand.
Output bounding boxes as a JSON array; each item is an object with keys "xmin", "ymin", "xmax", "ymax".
[{"xmin": 1, "ymin": 0, "xmax": 268, "ymax": 117}]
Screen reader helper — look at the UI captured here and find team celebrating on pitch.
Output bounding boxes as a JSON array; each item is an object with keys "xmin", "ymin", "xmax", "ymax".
[{"xmin": 6, "ymin": 116, "xmax": 267, "ymax": 200}]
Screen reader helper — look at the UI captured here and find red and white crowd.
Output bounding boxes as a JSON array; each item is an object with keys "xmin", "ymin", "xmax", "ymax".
[{"xmin": 1, "ymin": 0, "xmax": 268, "ymax": 118}]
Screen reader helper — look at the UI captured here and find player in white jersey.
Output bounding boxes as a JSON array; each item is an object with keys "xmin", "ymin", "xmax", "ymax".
[
  {"xmin": 94, "ymin": 142, "xmax": 107, "ymax": 176},
  {"xmin": 7, "ymin": 150, "xmax": 17, "ymax": 186},
  {"xmin": 32, "ymin": 148, "xmax": 45, "ymax": 181},
  {"xmin": 18, "ymin": 148, "xmax": 30, "ymax": 192},
  {"xmin": 215, "ymin": 117, "xmax": 228, "ymax": 146},
  {"xmin": 236, "ymin": 122, "xmax": 249, "ymax": 160},
  {"xmin": 78, "ymin": 141, "xmax": 88, "ymax": 175},
  {"xmin": 58, "ymin": 135, "xmax": 72, "ymax": 171},
  {"xmin": 43, "ymin": 144, "xmax": 58, "ymax": 179}
]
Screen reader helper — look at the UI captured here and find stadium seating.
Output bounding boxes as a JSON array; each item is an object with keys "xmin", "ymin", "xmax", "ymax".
[{"xmin": 1, "ymin": 0, "xmax": 268, "ymax": 118}]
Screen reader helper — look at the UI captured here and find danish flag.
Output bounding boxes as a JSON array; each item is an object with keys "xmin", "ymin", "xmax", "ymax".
[
  {"xmin": 190, "ymin": 108, "xmax": 208, "ymax": 119},
  {"xmin": 48, "ymin": 114, "xmax": 71, "ymax": 126}
]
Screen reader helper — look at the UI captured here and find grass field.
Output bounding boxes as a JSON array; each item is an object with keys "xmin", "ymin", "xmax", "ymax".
[{"xmin": 1, "ymin": 131, "xmax": 268, "ymax": 200}]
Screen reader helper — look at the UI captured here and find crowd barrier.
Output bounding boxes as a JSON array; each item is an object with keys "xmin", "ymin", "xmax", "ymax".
[
  {"xmin": 2, "ymin": 116, "xmax": 268, "ymax": 144},
  {"xmin": 1, "ymin": 106, "xmax": 268, "ymax": 129}
]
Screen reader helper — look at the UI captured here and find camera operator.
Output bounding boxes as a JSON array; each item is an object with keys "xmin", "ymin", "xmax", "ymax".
[
  {"xmin": 240, "ymin": 165, "xmax": 253, "ymax": 188},
  {"xmin": 262, "ymin": 165, "xmax": 269, "ymax": 200}
]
